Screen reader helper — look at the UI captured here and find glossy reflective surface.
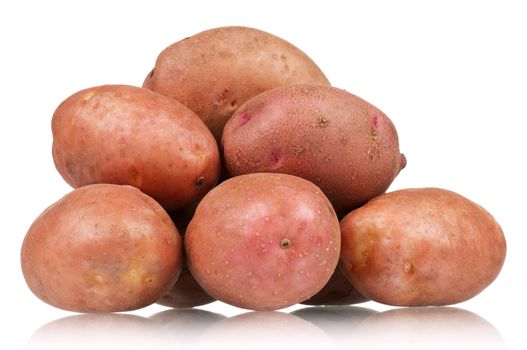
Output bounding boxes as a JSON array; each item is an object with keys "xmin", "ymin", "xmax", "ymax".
[{"xmin": 27, "ymin": 306, "xmax": 505, "ymax": 350}]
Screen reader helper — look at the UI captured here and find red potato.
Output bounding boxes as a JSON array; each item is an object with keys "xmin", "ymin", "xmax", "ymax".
[
  {"xmin": 143, "ymin": 26, "xmax": 330, "ymax": 141},
  {"xmin": 157, "ymin": 205, "xmax": 215, "ymax": 308},
  {"xmin": 301, "ymin": 267, "xmax": 368, "ymax": 305},
  {"xmin": 185, "ymin": 173, "xmax": 341, "ymax": 311},
  {"xmin": 52, "ymin": 84, "xmax": 220, "ymax": 211},
  {"xmin": 21, "ymin": 184, "xmax": 183, "ymax": 313},
  {"xmin": 340, "ymin": 188, "xmax": 507, "ymax": 306},
  {"xmin": 222, "ymin": 84, "xmax": 406, "ymax": 215},
  {"xmin": 156, "ymin": 268, "xmax": 215, "ymax": 308}
]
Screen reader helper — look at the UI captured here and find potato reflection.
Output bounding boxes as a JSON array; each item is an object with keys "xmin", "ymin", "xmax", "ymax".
[
  {"xmin": 27, "ymin": 314, "xmax": 158, "ymax": 350},
  {"xmin": 292, "ymin": 305, "xmax": 378, "ymax": 337},
  {"xmin": 196, "ymin": 311, "xmax": 332, "ymax": 349},
  {"xmin": 352, "ymin": 307, "xmax": 505, "ymax": 350},
  {"xmin": 149, "ymin": 308, "xmax": 225, "ymax": 343}
]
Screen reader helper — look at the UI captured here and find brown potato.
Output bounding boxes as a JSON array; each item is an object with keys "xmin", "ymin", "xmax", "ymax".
[
  {"xmin": 185, "ymin": 173, "xmax": 341, "ymax": 311},
  {"xmin": 21, "ymin": 184, "xmax": 183, "ymax": 313},
  {"xmin": 301, "ymin": 268, "xmax": 368, "ymax": 306},
  {"xmin": 52, "ymin": 84, "xmax": 220, "ymax": 211},
  {"xmin": 340, "ymin": 188, "xmax": 506, "ymax": 306},
  {"xmin": 222, "ymin": 84, "xmax": 406, "ymax": 215},
  {"xmin": 143, "ymin": 26, "xmax": 330, "ymax": 141}
]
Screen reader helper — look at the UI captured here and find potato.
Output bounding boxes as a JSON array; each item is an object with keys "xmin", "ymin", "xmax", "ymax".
[
  {"xmin": 157, "ymin": 206, "xmax": 215, "ymax": 308},
  {"xmin": 52, "ymin": 84, "xmax": 220, "ymax": 211},
  {"xmin": 301, "ymin": 268, "xmax": 368, "ymax": 305},
  {"xmin": 156, "ymin": 268, "xmax": 215, "ymax": 308},
  {"xmin": 222, "ymin": 84, "xmax": 406, "ymax": 215},
  {"xmin": 185, "ymin": 173, "xmax": 340, "ymax": 311},
  {"xmin": 21, "ymin": 184, "xmax": 183, "ymax": 313},
  {"xmin": 340, "ymin": 188, "xmax": 506, "ymax": 306},
  {"xmin": 143, "ymin": 26, "xmax": 330, "ymax": 141}
]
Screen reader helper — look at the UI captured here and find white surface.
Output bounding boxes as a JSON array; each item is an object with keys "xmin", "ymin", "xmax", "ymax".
[{"xmin": 1, "ymin": 0, "xmax": 526, "ymax": 349}]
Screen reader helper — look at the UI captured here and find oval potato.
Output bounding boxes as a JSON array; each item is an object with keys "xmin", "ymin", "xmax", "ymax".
[
  {"xmin": 340, "ymin": 188, "xmax": 506, "ymax": 306},
  {"xmin": 144, "ymin": 26, "xmax": 330, "ymax": 141},
  {"xmin": 222, "ymin": 84, "xmax": 406, "ymax": 215},
  {"xmin": 21, "ymin": 184, "xmax": 183, "ymax": 312},
  {"xmin": 52, "ymin": 84, "xmax": 220, "ymax": 211}
]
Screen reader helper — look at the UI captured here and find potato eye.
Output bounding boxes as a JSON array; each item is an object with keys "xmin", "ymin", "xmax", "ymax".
[{"xmin": 280, "ymin": 238, "xmax": 291, "ymax": 249}]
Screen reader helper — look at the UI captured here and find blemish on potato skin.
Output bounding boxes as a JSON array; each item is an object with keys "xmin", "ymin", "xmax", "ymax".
[
  {"xmin": 239, "ymin": 112, "xmax": 251, "ymax": 126},
  {"xmin": 82, "ymin": 91, "xmax": 96, "ymax": 102},
  {"xmin": 404, "ymin": 261, "xmax": 414, "ymax": 273},
  {"xmin": 280, "ymin": 238, "xmax": 291, "ymax": 249},
  {"xmin": 217, "ymin": 89, "xmax": 229, "ymax": 104},
  {"xmin": 195, "ymin": 177, "xmax": 205, "ymax": 187},
  {"xmin": 317, "ymin": 117, "xmax": 329, "ymax": 127},
  {"xmin": 294, "ymin": 145, "xmax": 305, "ymax": 155}
]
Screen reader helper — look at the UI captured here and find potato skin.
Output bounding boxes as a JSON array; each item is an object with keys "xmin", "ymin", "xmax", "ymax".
[
  {"xmin": 185, "ymin": 173, "xmax": 341, "ymax": 311},
  {"xmin": 21, "ymin": 184, "xmax": 183, "ymax": 313},
  {"xmin": 301, "ymin": 267, "xmax": 368, "ymax": 305},
  {"xmin": 52, "ymin": 84, "xmax": 220, "ymax": 211},
  {"xmin": 143, "ymin": 26, "xmax": 330, "ymax": 141},
  {"xmin": 222, "ymin": 84, "xmax": 406, "ymax": 215},
  {"xmin": 340, "ymin": 188, "xmax": 506, "ymax": 306}
]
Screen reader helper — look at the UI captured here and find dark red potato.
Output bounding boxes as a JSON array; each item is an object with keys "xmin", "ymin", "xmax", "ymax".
[
  {"xmin": 21, "ymin": 184, "xmax": 183, "ymax": 313},
  {"xmin": 222, "ymin": 84, "xmax": 406, "ymax": 215},
  {"xmin": 301, "ymin": 267, "xmax": 368, "ymax": 305},
  {"xmin": 340, "ymin": 188, "xmax": 506, "ymax": 306},
  {"xmin": 185, "ymin": 173, "xmax": 341, "ymax": 311},
  {"xmin": 52, "ymin": 84, "xmax": 220, "ymax": 211}
]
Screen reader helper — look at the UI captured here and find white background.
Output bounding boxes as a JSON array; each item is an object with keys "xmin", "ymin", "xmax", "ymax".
[{"xmin": 1, "ymin": 0, "xmax": 526, "ymax": 349}]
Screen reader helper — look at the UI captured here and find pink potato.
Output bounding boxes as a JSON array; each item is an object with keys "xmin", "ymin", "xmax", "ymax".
[
  {"xmin": 52, "ymin": 84, "xmax": 220, "ymax": 211},
  {"xmin": 340, "ymin": 188, "xmax": 506, "ymax": 306},
  {"xmin": 21, "ymin": 184, "xmax": 183, "ymax": 313},
  {"xmin": 301, "ymin": 267, "xmax": 368, "ymax": 305},
  {"xmin": 143, "ymin": 26, "xmax": 330, "ymax": 141},
  {"xmin": 222, "ymin": 84, "xmax": 406, "ymax": 215},
  {"xmin": 185, "ymin": 173, "xmax": 341, "ymax": 311}
]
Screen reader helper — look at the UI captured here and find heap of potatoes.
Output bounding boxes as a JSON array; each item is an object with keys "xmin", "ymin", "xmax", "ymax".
[{"xmin": 21, "ymin": 26, "xmax": 506, "ymax": 313}]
